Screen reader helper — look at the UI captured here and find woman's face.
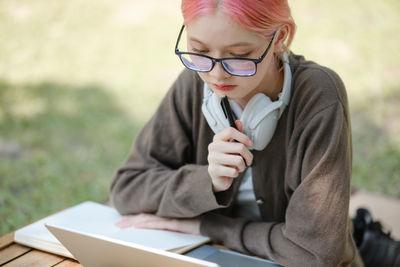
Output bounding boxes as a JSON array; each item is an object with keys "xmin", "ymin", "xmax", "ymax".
[{"xmin": 185, "ymin": 11, "xmax": 282, "ymax": 108}]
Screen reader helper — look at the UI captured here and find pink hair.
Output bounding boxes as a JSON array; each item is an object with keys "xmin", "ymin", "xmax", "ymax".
[{"xmin": 181, "ymin": 0, "xmax": 296, "ymax": 48}]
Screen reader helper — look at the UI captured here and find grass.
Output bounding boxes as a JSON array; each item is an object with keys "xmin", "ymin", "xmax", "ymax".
[
  {"xmin": 0, "ymin": 0, "xmax": 399, "ymax": 236},
  {"xmin": 0, "ymin": 81, "xmax": 141, "ymax": 234}
]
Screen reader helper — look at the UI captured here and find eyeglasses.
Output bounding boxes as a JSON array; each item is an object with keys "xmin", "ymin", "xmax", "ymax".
[{"xmin": 174, "ymin": 25, "xmax": 276, "ymax": 77}]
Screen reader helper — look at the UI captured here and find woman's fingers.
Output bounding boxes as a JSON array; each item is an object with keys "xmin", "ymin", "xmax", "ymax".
[
  {"xmin": 214, "ymin": 127, "xmax": 253, "ymax": 147},
  {"xmin": 208, "ymin": 151, "xmax": 246, "ymax": 172},
  {"xmin": 207, "ymin": 163, "xmax": 237, "ymax": 192},
  {"xmin": 114, "ymin": 219, "xmax": 131, "ymax": 228},
  {"xmin": 115, "ymin": 214, "xmax": 201, "ymax": 235},
  {"xmin": 115, "ymin": 214, "xmax": 172, "ymax": 229},
  {"xmin": 235, "ymin": 120, "xmax": 243, "ymax": 132},
  {"xmin": 134, "ymin": 218, "xmax": 176, "ymax": 231},
  {"xmin": 115, "ymin": 214, "xmax": 151, "ymax": 228},
  {"xmin": 208, "ymin": 163, "xmax": 240, "ymax": 178},
  {"xmin": 208, "ymin": 141, "xmax": 253, "ymax": 167},
  {"xmin": 208, "ymin": 123, "xmax": 254, "ymax": 192}
]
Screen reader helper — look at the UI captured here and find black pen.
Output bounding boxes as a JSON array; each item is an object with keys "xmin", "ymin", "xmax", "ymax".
[
  {"xmin": 220, "ymin": 96, "xmax": 237, "ymax": 129},
  {"xmin": 221, "ymin": 96, "xmax": 250, "ymax": 167},
  {"xmin": 221, "ymin": 96, "xmax": 254, "ymax": 167}
]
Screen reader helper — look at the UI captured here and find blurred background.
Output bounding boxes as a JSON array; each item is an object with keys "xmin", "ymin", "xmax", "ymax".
[{"xmin": 1, "ymin": 0, "xmax": 399, "ymax": 236}]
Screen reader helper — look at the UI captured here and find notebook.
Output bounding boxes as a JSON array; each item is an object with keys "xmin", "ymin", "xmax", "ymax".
[{"xmin": 14, "ymin": 201, "xmax": 210, "ymax": 258}]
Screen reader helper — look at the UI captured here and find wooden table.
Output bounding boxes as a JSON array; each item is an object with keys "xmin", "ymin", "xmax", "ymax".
[{"xmin": 0, "ymin": 232, "xmax": 81, "ymax": 267}]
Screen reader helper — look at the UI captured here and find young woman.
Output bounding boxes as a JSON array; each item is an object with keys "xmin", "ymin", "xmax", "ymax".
[{"xmin": 110, "ymin": 1, "xmax": 365, "ymax": 265}]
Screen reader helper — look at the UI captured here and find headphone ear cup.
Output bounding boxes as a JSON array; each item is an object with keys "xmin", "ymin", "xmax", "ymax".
[
  {"xmin": 250, "ymin": 110, "xmax": 279, "ymax": 150},
  {"xmin": 241, "ymin": 93, "xmax": 272, "ymax": 133},
  {"xmin": 241, "ymin": 93, "xmax": 281, "ymax": 151}
]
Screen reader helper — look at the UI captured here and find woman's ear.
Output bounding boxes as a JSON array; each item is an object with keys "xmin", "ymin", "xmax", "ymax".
[{"xmin": 273, "ymin": 24, "xmax": 290, "ymax": 53}]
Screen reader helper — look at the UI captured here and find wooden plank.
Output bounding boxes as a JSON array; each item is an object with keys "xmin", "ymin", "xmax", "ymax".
[
  {"xmin": 0, "ymin": 232, "xmax": 15, "ymax": 250},
  {"xmin": 53, "ymin": 259, "xmax": 82, "ymax": 267},
  {"xmin": 0, "ymin": 243, "xmax": 32, "ymax": 265},
  {"xmin": 0, "ymin": 207, "xmax": 69, "ymax": 249},
  {"xmin": 3, "ymin": 249, "xmax": 64, "ymax": 267}
]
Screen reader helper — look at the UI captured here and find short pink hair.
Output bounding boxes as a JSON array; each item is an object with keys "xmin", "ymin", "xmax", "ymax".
[{"xmin": 181, "ymin": 0, "xmax": 296, "ymax": 48}]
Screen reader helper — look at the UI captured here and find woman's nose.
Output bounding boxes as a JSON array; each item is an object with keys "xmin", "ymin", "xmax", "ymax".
[{"xmin": 209, "ymin": 62, "xmax": 231, "ymax": 80}]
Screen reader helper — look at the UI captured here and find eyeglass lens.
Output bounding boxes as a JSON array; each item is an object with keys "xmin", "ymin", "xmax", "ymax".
[
  {"xmin": 180, "ymin": 54, "xmax": 212, "ymax": 72},
  {"xmin": 222, "ymin": 59, "xmax": 256, "ymax": 76},
  {"xmin": 179, "ymin": 54, "xmax": 256, "ymax": 76}
]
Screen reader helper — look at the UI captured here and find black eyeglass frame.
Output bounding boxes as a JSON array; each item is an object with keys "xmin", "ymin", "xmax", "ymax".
[{"xmin": 174, "ymin": 25, "xmax": 276, "ymax": 77}]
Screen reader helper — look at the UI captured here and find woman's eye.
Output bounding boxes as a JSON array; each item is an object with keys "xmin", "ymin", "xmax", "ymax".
[
  {"xmin": 231, "ymin": 52, "xmax": 252, "ymax": 58},
  {"xmin": 191, "ymin": 47, "xmax": 208, "ymax": 53}
]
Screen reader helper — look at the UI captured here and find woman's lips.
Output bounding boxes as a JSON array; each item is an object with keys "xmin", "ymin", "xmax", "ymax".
[{"xmin": 212, "ymin": 84, "xmax": 237, "ymax": 91}]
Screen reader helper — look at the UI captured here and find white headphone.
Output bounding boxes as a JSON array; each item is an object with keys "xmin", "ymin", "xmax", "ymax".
[{"xmin": 201, "ymin": 52, "xmax": 292, "ymax": 151}]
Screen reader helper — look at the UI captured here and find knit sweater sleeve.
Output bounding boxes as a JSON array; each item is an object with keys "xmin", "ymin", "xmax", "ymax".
[
  {"xmin": 109, "ymin": 69, "xmax": 231, "ymax": 218},
  {"xmin": 200, "ymin": 67, "xmax": 360, "ymax": 266}
]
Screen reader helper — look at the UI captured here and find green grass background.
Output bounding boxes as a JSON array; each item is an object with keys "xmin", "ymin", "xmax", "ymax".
[{"xmin": 1, "ymin": 0, "xmax": 399, "ymax": 236}]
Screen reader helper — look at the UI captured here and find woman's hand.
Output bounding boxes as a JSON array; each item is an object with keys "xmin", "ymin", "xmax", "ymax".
[
  {"xmin": 115, "ymin": 213, "xmax": 201, "ymax": 235},
  {"xmin": 207, "ymin": 120, "xmax": 253, "ymax": 192}
]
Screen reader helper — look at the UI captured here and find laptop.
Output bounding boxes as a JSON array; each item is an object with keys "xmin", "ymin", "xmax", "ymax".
[
  {"xmin": 46, "ymin": 223, "xmax": 217, "ymax": 267},
  {"xmin": 46, "ymin": 223, "xmax": 281, "ymax": 267}
]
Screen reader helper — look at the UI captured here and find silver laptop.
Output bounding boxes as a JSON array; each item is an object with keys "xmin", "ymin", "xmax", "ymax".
[
  {"xmin": 46, "ymin": 223, "xmax": 218, "ymax": 267},
  {"xmin": 46, "ymin": 223, "xmax": 281, "ymax": 267}
]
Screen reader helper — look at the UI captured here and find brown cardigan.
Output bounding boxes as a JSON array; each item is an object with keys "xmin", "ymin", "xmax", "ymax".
[{"xmin": 110, "ymin": 53, "xmax": 363, "ymax": 266}]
